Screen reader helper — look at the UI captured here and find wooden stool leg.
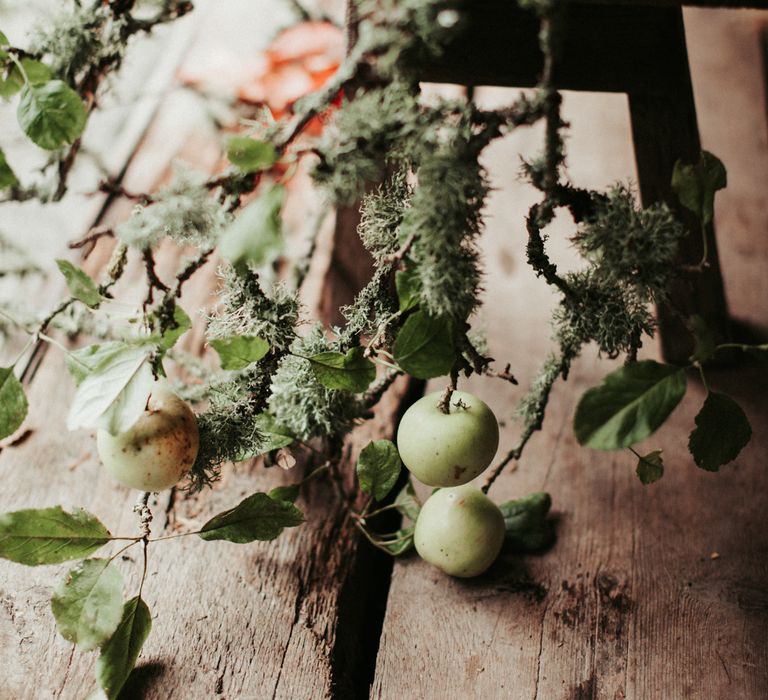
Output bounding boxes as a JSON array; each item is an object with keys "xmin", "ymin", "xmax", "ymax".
[{"xmin": 628, "ymin": 8, "xmax": 730, "ymax": 364}]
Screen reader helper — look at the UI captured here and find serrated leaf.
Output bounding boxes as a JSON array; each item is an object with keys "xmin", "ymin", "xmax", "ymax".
[
  {"xmin": 268, "ymin": 484, "xmax": 300, "ymax": 503},
  {"xmin": 394, "ymin": 480, "xmax": 420, "ymax": 521},
  {"xmin": 0, "ymin": 58, "xmax": 51, "ymax": 100},
  {"xmin": 51, "ymin": 558, "xmax": 124, "ymax": 651},
  {"xmin": 498, "ymin": 492, "xmax": 555, "ymax": 552},
  {"xmin": 636, "ymin": 449, "xmax": 664, "ymax": 484},
  {"xmin": 67, "ymin": 345, "xmax": 153, "ymax": 433},
  {"xmin": 392, "ymin": 311, "xmax": 455, "ymax": 379},
  {"xmin": 574, "ymin": 360, "xmax": 687, "ymax": 450},
  {"xmin": 381, "ymin": 526, "xmax": 414, "ymax": 555},
  {"xmin": 671, "ymin": 150, "xmax": 727, "ymax": 225},
  {"xmin": 56, "ymin": 259, "xmax": 102, "ymax": 307},
  {"xmin": 357, "ymin": 439, "xmax": 401, "ymax": 501},
  {"xmin": 0, "ymin": 146, "xmax": 18, "ymax": 189},
  {"xmin": 198, "ymin": 492, "xmax": 304, "ymax": 543},
  {"xmin": 0, "ymin": 366, "xmax": 27, "ymax": 440},
  {"xmin": 210, "ymin": 335, "xmax": 269, "ymax": 370},
  {"xmin": 0, "ymin": 506, "xmax": 111, "ymax": 565},
  {"xmin": 97, "ymin": 596, "xmax": 151, "ymax": 700},
  {"xmin": 220, "ymin": 184, "xmax": 284, "ymax": 268},
  {"xmin": 689, "ymin": 392, "xmax": 752, "ymax": 472},
  {"xmin": 226, "ymin": 136, "xmax": 277, "ymax": 173},
  {"xmin": 688, "ymin": 314, "xmax": 716, "ymax": 364},
  {"xmin": 17, "ymin": 80, "xmax": 87, "ymax": 150},
  {"xmin": 395, "ymin": 268, "xmax": 421, "ymax": 312},
  {"xmin": 308, "ymin": 347, "xmax": 375, "ymax": 393}
]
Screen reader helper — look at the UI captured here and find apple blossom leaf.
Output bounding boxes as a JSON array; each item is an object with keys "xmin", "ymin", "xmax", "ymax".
[
  {"xmin": 17, "ymin": 80, "xmax": 87, "ymax": 150},
  {"xmin": 689, "ymin": 392, "xmax": 752, "ymax": 472},
  {"xmin": 0, "ymin": 506, "xmax": 111, "ymax": 565},
  {"xmin": 0, "ymin": 366, "xmax": 27, "ymax": 440},
  {"xmin": 357, "ymin": 439, "xmax": 401, "ymax": 501},
  {"xmin": 210, "ymin": 335, "xmax": 269, "ymax": 370},
  {"xmin": 67, "ymin": 344, "xmax": 154, "ymax": 434},
  {"xmin": 56, "ymin": 259, "xmax": 102, "ymax": 307},
  {"xmin": 96, "ymin": 596, "xmax": 151, "ymax": 700},
  {"xmin": 220, "ymin": 184, "xmax": 284, "ymax": 268},
  {"xmin": 226, "ymin": 136, "xmax": 277, "ymax": 173},
  {"xmin": 574, "ymin": 360, "xmax": 687, "ymax": 450},
  {"xmin": 151, "ymin": 304, "xmax": 191, "ymax": 351},
  {"xmin": 687, "ymin": 314, "xmax": 716, "ymax": 364},
  {"xmin": 235, "ymin": 413, "xmax": 294, "ymax": 460},
  {"xmin": 51, "ymin": 558, "xmax": 124, "ymax": 651},
  {"xmin": 0, "ymin": 146, "xmax": 18, "ymax": 189},
  {"xmin": 65, "ymin": 341, "xmax": 128, "ymax": 386},
  {"xmin": 392, "ymin": 311, "xmax": 455, "ymax": 379},
  {"xmin": 268, "ymin": 484, "xmax": 300, "ymax": 503},
  {"xmin": 395, "ymin": 268, "xmax": 421, "ymax": 312},
  {"xmin": 394, "ymin": 480, "xmax": 420, "ymax": 521},
  {"xmin": 0, "ymin": 58, "xmax": 51, "ymax": 100},
  {"xmin": 308, "ymin": 347, "xmax": 375, "ymax": 393},
  {"xmin": 499, "ymin": 492, "xmax": 555, "ymax": 552},
  {"xmin": 381, "ymin": 526, "xmax": 415, "ymax": 556},
  {"xmin": 198, "ymin": 492, "xmax": 304, "ymax": 543},
  {"xmin": 671, "ymin": 150, "xmax": 726, "ymax": 225},
  {"xmin": 636, "ymin": 449, "xmax": 664, "ymax": 484}
]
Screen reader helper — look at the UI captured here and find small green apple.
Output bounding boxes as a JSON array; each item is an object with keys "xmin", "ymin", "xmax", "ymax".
[
  {"xmin": 414, "ymin": 485, "xmax": 505, "ymax": 577},
  {"xmin": 396, "ymin": 390, "xmax": 499, "ymax": 487},
  {"xmin": 97, "ymin": 383, "xmax": 199, "ymax": 491}
]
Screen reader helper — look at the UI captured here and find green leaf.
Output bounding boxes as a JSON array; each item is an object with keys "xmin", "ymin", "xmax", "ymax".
[
  {"xmin": 198, "ymin": 492, "xmax": 304, "ymax": 543},
  {"xmin": 0, "ymin": 366, "xmax": 27, "ymax": 440},
  {"xmin": 498, "ymin": 492, "xmax": 555, "ymax": 552},
  {"xmin": 65, "ymin": 341, "xmax": 127, "ymax": 385},
  {"xmin": 394, "ymin": 480, "xmax": 420, "ymax": 521},
  {"xmin": 308, "ymin": 347, "xmax": 376, "ymax": 393},
  {"xmin": 51, "ymin": 558, "xmax": 124, "ymax": 651},
  {"xmin": 17, "ymin": 80, "xmax": 87, "ymax": 150},
  {"xmin": 671, "ymin": 150, "xmax": 727, "ymax": 225},
  {"xmin": 268, "ymin": 484, "xmax": 300, "ymax": 503},
  {"xmin": 574, "ymin": 360, "xmax": 687, "ymax": 450},
  {"xmin": 226, "ymin": 136, "xmax": 277, "ymax": 173},
  {"xmin": 0, "ymin": 506, "xmax": 111, "ymax": 565},
  {"xmin": 392, "ymin": 311, "xmax": 455, "ymax": 379},
  {"xmin": 395, "ymin": 268, "xmax": 421, "ymax": 312},
  {"xmin": 210, "ymin": 335, "xmax": 270, "ymax": 370},
  {"xmin": 636, "ymin": 449, "xmax": 664, "ymax": 484},
  {"xmin": 689, "ymin": 391, "xmax": 752, "ymax": 472},
  {"xmin": 220, "ymin": 184, "xmax": 284, "ymax": 268},
  {"xmin": 0, "ymin": 146, "xmax": 18, "ymax": 189},
  {"xmin": 96, "ymin": 596, "xmax": 152, "ymax": 700},
  {"xmin": 687, "ymin": 314, "xmax": 716, "ymax": 364},
  {"xmin": 234, "ymin": 413, "xmax": 294, "ymax": 460},
  {"xmin": 67, "ymin": 344, "xmax": 154, "ymax": 434},
  {"xmin": 150, "ymin": 304, "xmax": 191, "ymax": 351},
  {"xmin": 381, "ymin": 526, "xmax": 414, "ymax": 556},
  {"xmin": 56, "ymin": 259, "xmax": 102, "ymax": 307},
  {"xmin": 357, "ymin": 439, "xmax": 401, "ymax": 501},
  {"xmin": 0, "ymin": 58, "xmax": 52, "ymax": 100}
]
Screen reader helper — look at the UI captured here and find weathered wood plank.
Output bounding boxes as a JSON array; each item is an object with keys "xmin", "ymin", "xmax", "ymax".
[{"xmin": 372, "ymin": 10, "xmax": 768, "ymax": 696}]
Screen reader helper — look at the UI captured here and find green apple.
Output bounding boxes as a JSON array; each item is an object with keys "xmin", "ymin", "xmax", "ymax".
[
  {"xmin": 97, "ymin": 383, "xmax": 199, "ymax": 491},
  {"xmin": 396, "ymin": 390, "xmax": 499, "ymax": 487},
  {"xmin": 414, "ymin": 485, "xmax": 505, "ymax": 577}
]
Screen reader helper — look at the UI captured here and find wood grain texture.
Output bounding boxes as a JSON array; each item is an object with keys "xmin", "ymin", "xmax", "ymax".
[{"xmin": 373, "ymin": 11, "xmax": 768, "ymax": 695}]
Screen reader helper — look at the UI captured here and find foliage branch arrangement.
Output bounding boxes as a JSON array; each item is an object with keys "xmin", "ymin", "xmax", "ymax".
[{"xmin": 0, "ymin": 0, "xmax": 763, "ymax": 695}]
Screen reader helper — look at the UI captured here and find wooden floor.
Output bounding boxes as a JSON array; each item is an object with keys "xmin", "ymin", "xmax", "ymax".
[{"xmin": 0, "ymin": 4, "xmax": 767, "ymax": 699}]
